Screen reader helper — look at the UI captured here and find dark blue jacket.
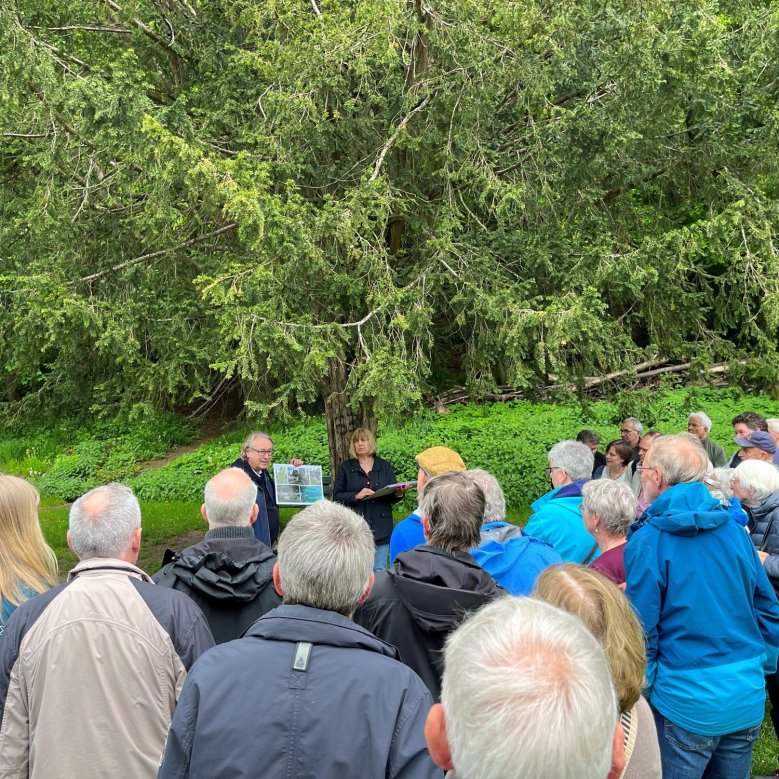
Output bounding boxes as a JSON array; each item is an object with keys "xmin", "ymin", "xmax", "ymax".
[
  {"xmin": 157, "ymin": 605, "xmax": 441, "ymax": 779},
  {"xmin": 748, "ymin": 490, "xmax": 779, "ymax": 587},
  {"xmin": 626, "ymin": 482, "xmax": 779, "ymax": 736},
  {"xmin": 231, "ymin": 457, "xmax": 275, "ymax": 547}
]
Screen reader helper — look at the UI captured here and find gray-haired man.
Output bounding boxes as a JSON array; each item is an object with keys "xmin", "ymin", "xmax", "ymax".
[
  {"xmin": 0, "ymin": 484, "xmax": 214, "ymax": 779},
  {"xmin": 158, "ymin": 499, "xmax": 440, "ymax": 779}
]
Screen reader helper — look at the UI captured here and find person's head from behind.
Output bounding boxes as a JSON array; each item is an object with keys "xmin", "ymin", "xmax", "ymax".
[
  {"xmin": 349, "ymin": 427, "xmax": 376, "ymax": 459},
  {"xmin": 534, "ymin": 564, "xmax": 645, "ymax": 715},
  {"xmin": 202, "ymin": 468, "xmax": 259, "ymax": 529},
  {"xmin": 0, "ymin": 474, "xmax": 58, "ymax": 606},
  {"xmin": 464, "ymin": 469, "xmax": 506, "ymax": 524},
  {"xmin": 547, "ymin": 440, "xmax": 594, "ymax": 488},
  {"xmin": 415, "ymin": 446, "xmax": 465, "ymax": 492},
  {"xmin": 640, "ymin": 433, "xmax": 707, "ymax": 503},
  {"xmin": 732, "ymin": 460, "xmax": 779, "ymax": 507},
  {"xmin": 274, "ymin": 500, "xmax": 374, "ymax": 617},
  {"xmin": 580, "ymin": 480, "xmax": 636, "ymax": 541},
  {"xmin": 68, "ymin": 483, "xmax": 142, "ymax": 563},
  {"xmin": 420, "ymin": 472, "xmax": 484, "ymax": 553},
  {"xmin": 705, "ymin": 467, "xmax": 739, "ymax": 501},
  {"xmin": 425, "ymin": 597, "xmax": 624, "ymax": 779}
]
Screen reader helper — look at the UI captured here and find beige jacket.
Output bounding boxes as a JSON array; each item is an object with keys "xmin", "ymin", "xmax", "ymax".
[{"xmin": 0, "ymin": 558, "xmax": 214, "ymax": 779}]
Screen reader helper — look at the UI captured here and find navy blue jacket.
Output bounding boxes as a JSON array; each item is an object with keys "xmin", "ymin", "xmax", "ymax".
[
  {"xmin": 231, "ymin": 457, "xmax": 276, "ymax": 546},
  {"xmin": 157, "ymin": 605, "xmax": 441, "ymax": 779},
  {"xmin": 749, "ymin": 491, "xmax": 779, "ymax": 587},
  {"xmin": 333, "ymin": 456, "xmax": 402, "ymax": 544}
]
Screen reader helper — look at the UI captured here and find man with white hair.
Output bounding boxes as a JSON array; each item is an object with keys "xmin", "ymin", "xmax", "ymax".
[
  {"xmin": 626, "ymin": 434, "xmax": 779, "ymax": 777},
  {"xmin": 0, "ymin": 484, "xmax": 214, "ymax": 779},
  {"xmin": 424, "ymin": 597, "xmax": 625, "ymax": 779},
  {"xmin": 687, "ymin": 411, "xmax": 727, "ymax": 467},
  {"xmin": 467, "ymin": 468, "xmax": 562, "ymax": 595},
  {"xmin": 523, "ymin": 440, "xmax": 596, "ymax": 563},
  {"xmin": 158, "ymin": 500, "xmax": 440, "ymax": 779},
  {"xmin": 154, "ymin": 467, "xmax": 281, "ymax": 643}
]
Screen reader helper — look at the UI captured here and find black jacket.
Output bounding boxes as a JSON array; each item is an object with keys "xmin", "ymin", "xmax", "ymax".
[
  {"xmin": 354, "ymin": 545, "xmax": 501, "ymax": 700},
  {"xmin": 749, "ymin": 491, "xmax": 779, "ymax": 588},
  {"xmin": 231, "ymin": 457, "xmax": 279, "ymax": 546},
  {"xmin": 333, "ymin": 456, "xmax": 402, "ymax": 544},
  {"xmin": 153, "ymin": 527, "xmax": 281, "ymax": 644}
]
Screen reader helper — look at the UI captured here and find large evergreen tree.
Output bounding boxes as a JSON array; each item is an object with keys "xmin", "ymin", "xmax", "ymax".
[{"xmin": 2, "ymin": 0, "xmax": 778, "ymax": 471}]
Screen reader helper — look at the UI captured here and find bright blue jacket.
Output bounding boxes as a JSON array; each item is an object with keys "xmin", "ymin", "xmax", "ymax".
[
  {"xmin": 390, "ymin": 510, "xmax": 425, "ymax": 564},
  {"xmin": 471, "ymin": 522, "xmax": 562, "ymax": 595},
  {"xmin": 625, "ymin": 482, "xmax": 779, "ymax": 736},
  {"xmin": 523, "ymin": 481, "xmax": 599, "ymax": 564}
]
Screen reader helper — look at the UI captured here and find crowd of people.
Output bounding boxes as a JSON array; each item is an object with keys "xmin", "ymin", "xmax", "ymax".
[{"xmin": 1, "ymin": 411, "xmax": 779, "ymax": 778}]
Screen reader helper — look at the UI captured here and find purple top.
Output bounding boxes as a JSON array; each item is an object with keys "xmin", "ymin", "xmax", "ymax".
[{"xmin": 590, "ymin": 543, "xmax": 626, "ymax": 586}]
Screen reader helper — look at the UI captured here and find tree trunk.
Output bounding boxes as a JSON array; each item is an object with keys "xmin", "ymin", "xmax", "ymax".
[{"xmin": 322, "ymin": 357, "xmax": 376, "ymax": 479}]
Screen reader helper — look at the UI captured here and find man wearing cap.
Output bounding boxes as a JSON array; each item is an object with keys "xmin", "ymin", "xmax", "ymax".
[
  {"xmin": 734, "ymin": 430, "xmax": 779, "ymax": 467},
  {"xmin": 389, "ymin": 446, "xmax": 466, "ymax": 563}
]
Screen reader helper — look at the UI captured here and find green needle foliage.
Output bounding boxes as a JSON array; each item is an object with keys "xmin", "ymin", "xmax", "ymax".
[{"xmin": 1, "ymin": 0, "xmax": 778, "ymax": 429}]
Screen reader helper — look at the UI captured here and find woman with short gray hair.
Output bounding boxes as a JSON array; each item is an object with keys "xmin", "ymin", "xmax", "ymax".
[{"xmin": 580, "ymin": 479, "xmax": 636, "ymax": 587}]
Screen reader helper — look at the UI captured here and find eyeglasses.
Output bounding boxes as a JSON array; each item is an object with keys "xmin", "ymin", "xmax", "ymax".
[
  {"xmin": 544, "ymin": 466, "xmax": 563, "ymax": 475},
  {"xmin": 248, "ymin": 447, "xmax": 273, "ymax": 457},
  {"xmin": 620, "ymin": 428, "xmax": 636, "ymax": 434},
  {"xmin": 635, "ymin": 465, "xmax": 656, "ymax": 472}
]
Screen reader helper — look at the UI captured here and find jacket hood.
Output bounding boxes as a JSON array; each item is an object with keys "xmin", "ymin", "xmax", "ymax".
[
  {"xmin": 479, "ymin": 521, "xmax": 523, "ymax": 545},
  {"xmin": 530, "ymin": 481, "xmax": 586, "ymax": 513},
  {"xmin": 168, "ymin": 538, "xmax": 276, "ymax": 603},
  {"xmin": 388, "ymin": 546, "xmax": 500, "ymax": 633},
  {"xmin": 642, "ymin": 482, "xmax": 731, "ymax": 536},
  {"xmin": 246, "ymin": 604, "xmax": 399, "ymax": 658}
]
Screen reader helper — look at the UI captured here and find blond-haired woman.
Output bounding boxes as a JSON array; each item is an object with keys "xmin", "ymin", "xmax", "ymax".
[
  {"xmin": 0, "ymin": 475, "xmax": 58, "ymax": 632},
  {"xmin": 333, "ymin": 428, "xmax": 406, "ymax": 571},
  {"xmin": 535, "ymin": 564, "xmax": 661, "ymax": 779}
]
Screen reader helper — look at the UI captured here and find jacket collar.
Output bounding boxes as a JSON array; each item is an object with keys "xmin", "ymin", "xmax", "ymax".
[
  {"xmin": 245, "ymin": 604, "xmax": 399, "ymax": 658},
  {"xmin": 68, "ymin": 557, "xmax": 153, "ymax": 583}
]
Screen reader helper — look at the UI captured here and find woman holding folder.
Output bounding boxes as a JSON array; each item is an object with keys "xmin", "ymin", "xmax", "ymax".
[{"xmin": 333, "ymin": 428, "xmax": 409, "ymax": 570}]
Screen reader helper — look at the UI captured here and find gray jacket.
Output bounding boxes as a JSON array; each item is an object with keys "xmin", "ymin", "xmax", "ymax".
[
  {"xmin": 0, "ymin": 558, "xmax": 214, "ymax": 779},
  {"xmin": 158, "ymin": 604, "xmax": 442, "ymax": 779}
]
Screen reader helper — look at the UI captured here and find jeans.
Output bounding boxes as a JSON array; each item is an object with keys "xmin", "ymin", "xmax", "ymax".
[
  {"xmin": 651, "ymin": 706, "xmax": 760, "ymax": 779},
  {"xmin": 373, "ymin": 543, "xmax": 390, "ymax": 571}
]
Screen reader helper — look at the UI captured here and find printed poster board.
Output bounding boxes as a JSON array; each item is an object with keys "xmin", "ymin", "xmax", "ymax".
[{"xmin": 274, "ymin": 464, "xmax": 325, "ymax": 506}]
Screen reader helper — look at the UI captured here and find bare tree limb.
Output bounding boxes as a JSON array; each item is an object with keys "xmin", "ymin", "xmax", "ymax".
[
  {"xmin": 80, "ymin": 223, "xmax": 238, "ymax": 283},
  {"xmin": 309, "ymin": 0, "xmax": 322, "ymax": 17},
  {"xmin": 31, "ymin": 25, "xmax": 132, "ymax": 34},
  {"xmin": 370, "ymin": 95, "xmax": 431, "ymax": 181}
]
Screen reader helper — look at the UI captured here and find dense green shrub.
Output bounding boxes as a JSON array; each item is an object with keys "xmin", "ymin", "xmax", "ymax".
[
  {"xmin": 131, "ymin": 386, "xmax": 778, "ymax": 511},
  {"xmin": 0, "ymin": 414, "xmax": 195, "ymax": 502},
  {"xmin": 3, "ymin": 387, "xmax": 776, "ymax": 508}
]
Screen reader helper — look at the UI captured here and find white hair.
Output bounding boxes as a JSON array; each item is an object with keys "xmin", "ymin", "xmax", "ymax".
[
  {"xmin": 548, "ymin": 440, "xmax": 594, "ymax": 482},
  {"xmin": 204, "ymin": 469, "xmax": 258, "ymax": 528},
  {"xmin": 241, "ymin": 431, "xmax": 272, "ymax": 456},
  {"xmin": 465, "ymin": 469, "xmax": 506, "ymax": 523},
  {"xmin": 441, "ymin": 597, "xmax": 617, "ymax": 779},
  {"xmin": 705, "ymin": 467, "xmax": 739, "ymax": 500},
  {"xmin": 69, "ymin": 483, "xmax": 141, "ymax": 560},
  {"xmin": 277, "ymin": 500, "xmax": 373, "ymax": 616},
  {"xmin": 647, "ymin": 433, "xmax": 708, "ymax": 486},
  {"xmin": 581, "ymin": 480, "xmax": 636, "ymax": 537},
  {"xmin": 689, "ymin": 411, "xmax": 712, "ymax": 431},
  {"xmin": 623, "ymin": 417, "xmax": 643, "ymax": 434},
  {"xmin": 767, "ymin": 419, "xmax": 779, "ymax": 434},
  {"xmin": 734, "ymin": 460, "xmax": 779, "ymax": 503}
]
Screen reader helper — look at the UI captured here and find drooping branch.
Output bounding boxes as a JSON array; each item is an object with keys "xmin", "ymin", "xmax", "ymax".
[
  {"xmin": 370, "ymin": 95, "xmax": 431, "ymax": 181},
  {"xmin": 79, "ymin": 222, "xmax": 238, "ymax": 283}
]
